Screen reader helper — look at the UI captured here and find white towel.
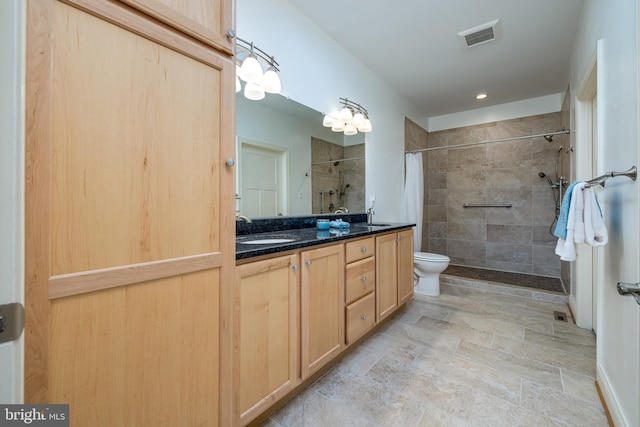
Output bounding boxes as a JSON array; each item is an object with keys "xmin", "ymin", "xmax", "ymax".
[
  {"xmin": 555, "ymin": 182, "xmax": 587, "ymax": 261},
  {"xmin": 584, "ymin": 187, "xmax": 608, "ymax": 246}
]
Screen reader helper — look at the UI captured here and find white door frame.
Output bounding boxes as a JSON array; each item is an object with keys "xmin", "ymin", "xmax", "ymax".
[
  {"xmin": 0, "ymin": 0, "xmax": 25, "ymax": 404},
  {"xmin": 572, "ymin": 44, "xmax": 599, "ymax": 331}
]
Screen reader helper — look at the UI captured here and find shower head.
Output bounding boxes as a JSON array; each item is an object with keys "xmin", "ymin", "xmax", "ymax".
[
  {"xmin": 543, "ymin": 135, "xmax": 554, "ymax": 142},
  {"xmin": 538, "ymin": 171, "xmax": 554, "ymax": 186},
  {"xmin": 333, "ymin": 161, "xmax": 340, "ymax": 166}
]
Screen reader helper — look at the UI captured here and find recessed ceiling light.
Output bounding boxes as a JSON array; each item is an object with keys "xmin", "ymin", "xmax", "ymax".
[{"xmin": 476, "ymin": 93, "xmax": 487, "ymax": 100}]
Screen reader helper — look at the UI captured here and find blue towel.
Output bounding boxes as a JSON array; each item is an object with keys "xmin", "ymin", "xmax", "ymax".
[
  {"xmin": 329, "ymin": 219, "xmax": 350, "ymax": 229},
  {"xmin": 553, "ymin": 181, "xmax": 581, "ymax": 239}
]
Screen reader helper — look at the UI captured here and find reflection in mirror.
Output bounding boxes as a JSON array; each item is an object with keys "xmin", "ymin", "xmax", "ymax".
[{"xmin": 236, "ymin": 93, "xmax": 365, "ymax": 217}]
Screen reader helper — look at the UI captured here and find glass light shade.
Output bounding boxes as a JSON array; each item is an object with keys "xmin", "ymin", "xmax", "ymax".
[
  {"xmin": 358, "ymin": 119, "xmax": 372, "ymax": 132},
  {"xmin": 338, "ymin": 107, "xmax": 353, "ymax": 121},
  {"xmin": 244, "ymin": 81, "xmax": 265, "ymax": 100},
  {"xmin": 344, "ymin": 124, "xmax": 358, "ymax": 136},
  {"xmin": 331, "ymin": 120, "xmax": 346, "ymax": 132},
  {"xmin": 239, "ymin": 55, "xmax": 263, "ymax": 83},
  {"xmin": 322, "ymin": 114, "xmax": 335, "ymax": 127},
  {"xmin": 352, "ymin": 112, "xmax": 365, "ymax": 127},
  {"xmin": 235, "ymin": 75, "xmax": 241, "ymax": 93},
  {"xmin": 261, "ymin": 68, "xmax": 281, "ymax": 93}
]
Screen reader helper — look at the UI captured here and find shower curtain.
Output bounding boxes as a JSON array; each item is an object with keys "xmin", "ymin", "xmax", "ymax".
[{"xmin": 401, "ymin": 152, "xmax": 423, "ymax": 253}]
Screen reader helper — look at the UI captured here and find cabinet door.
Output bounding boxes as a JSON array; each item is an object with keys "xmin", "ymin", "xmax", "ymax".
[
  {"xmin": 25, "ymin": 2, "xmax": 234, "ymax": 426},
  {"xmin": 376, "ymin": 233, "xmax": 398, "ymax": 322},
  {"xmin": 236, "ymin": 255, "xmax": 299, "ymax": 426},
  {"xmin": 397, "ymin": 229, "xmax": 415, "ymax": 305},
  {"xmin": 116, "ymin": 0, "xmax": 233, "ymax": 53},
  {"xmin": 301, "ymin": 245, "xmax": 345, "ymax": 378}
]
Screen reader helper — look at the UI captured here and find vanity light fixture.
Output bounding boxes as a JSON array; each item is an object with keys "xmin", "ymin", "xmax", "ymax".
[
  {"xmin": 232, "ymin": 34, "xmax": 281, "ymax": 101},
  {"xmin": 323, "ymin": 98, "xmax": 372, "ymax": 135}
]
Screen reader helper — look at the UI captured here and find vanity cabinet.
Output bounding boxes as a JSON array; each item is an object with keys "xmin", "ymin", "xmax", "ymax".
[
  {"xmin": 344, "ymin": 238, "xmax": 376, "ymax": 345},
  {"xmin": 301, "ymin": 245, "xmax": 345, "ymax": 378},
  {"xmin": 397, "ymin": 229, "xmax": 415, "ymax": 305},
  {"xmin": 233, "ymin": 227, "xmax": 412, "ymax": 425},
  {"xmin": 376, "ymin": 230, "xmax": 414, "ymax": 322},
  {"xmin": 235, "ymin": 254, "xmax": 299, "ymax": 426}
]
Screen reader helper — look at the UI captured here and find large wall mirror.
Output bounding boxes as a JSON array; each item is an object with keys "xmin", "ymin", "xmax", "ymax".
[{"xmin": 236, "ymin": 93, "xmax": 365, "ymax": 217}]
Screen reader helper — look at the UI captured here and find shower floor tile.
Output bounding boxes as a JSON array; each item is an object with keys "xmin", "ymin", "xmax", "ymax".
[{"xmin": 443, "ymin": 265, "xmax": 566, "ymax": 294}]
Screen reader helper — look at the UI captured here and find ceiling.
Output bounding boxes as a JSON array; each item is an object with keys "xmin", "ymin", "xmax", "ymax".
[{"xmin": 285, "ymin": 0, "xmax": 585, "ymax": 118}]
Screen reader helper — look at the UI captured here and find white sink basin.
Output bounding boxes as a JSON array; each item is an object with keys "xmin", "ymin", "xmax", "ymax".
[{"xmin": 239, "ymin": 238, "xmax": 296, "ymax": 245}]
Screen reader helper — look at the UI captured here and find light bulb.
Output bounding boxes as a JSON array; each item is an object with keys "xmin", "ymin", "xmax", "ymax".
[
  {"xmin": 244, "ymin": 81, "xmax": 265, "ymax": 100},
  {"xmin": 338, "ymin": 107, "xmax": 353, "ymax": 121},
  {"xmin": 239, "ymin": 55, "xmax": 263, "ymax": 83},
  {"xmin": 331, "ymin": 121, "xmax": 346, "ymax": 132},
  {"xmin": 352, "ymin": 112, "xmax": 365, "ymax": 127},
  {"xmin": 344, "ymin": 124, "xmax": 358, "ymax": 136},
  {"xmin": 358, "ymin": 119, "xmax": 372, "ymax": 132},
  {"xmin": 261, "ymin": 67, "xmax": 281, "ymax": 93},
  {"xmin": 323, "ymin": 114, "xmax": 335, "ymax": 127}
]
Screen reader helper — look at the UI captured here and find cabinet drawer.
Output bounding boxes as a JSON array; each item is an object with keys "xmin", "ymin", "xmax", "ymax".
[
  {"xmin": 345, "ymin": 237, "xmax": 374, "ymax": 263},
  {"xmin": 345, "ymin": 258, "xmax": 375, "ymax": 304},
  {"xmin": 346, "ymin": 292, "xmax": 375, "ymax": 345}
]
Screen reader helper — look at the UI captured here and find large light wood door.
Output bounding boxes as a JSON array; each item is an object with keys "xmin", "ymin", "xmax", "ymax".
[
  {"xmin": 235, "ymin": 255, "xmax": 299, "ymax": 426},
  {"xmin": 300, "ymin": 245, "xmax": 345, "ymax": 378},
  {"xmin": 376, "ymin": 233, "xmax": 398, "ymax": 322},
  {"xmin": 397, "ymin": 229, "xmax": 414, "ymax": 306},
  {"xmin": 116, "ymin": 0, "xmax": 233, "ymax": 53},
  {"xmin": 25, "ymin": 1, "xmax": 235, "ymax": 425}
]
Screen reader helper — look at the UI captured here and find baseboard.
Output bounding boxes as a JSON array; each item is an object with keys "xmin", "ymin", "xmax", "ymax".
[{"xmin": 596, "ymin": 363, "xmax": 626, "ymax": 426}]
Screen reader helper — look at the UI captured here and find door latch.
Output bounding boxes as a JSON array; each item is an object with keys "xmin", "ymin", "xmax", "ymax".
[
  {"xmin": 617, "ymin": 282, "xmax": 640, "ymax": 305},
  {"xmin": 0, "ymin": 303, "xmax": 25, "ymax": 344}
]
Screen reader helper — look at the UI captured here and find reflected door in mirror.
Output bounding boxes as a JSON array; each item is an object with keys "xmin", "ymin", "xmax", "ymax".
[{"xmin": 240, "ymin": 143, "xmax": 286, "ymax": 216}]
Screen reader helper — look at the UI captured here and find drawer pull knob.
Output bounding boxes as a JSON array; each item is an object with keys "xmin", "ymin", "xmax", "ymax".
[
  {"xmin": 361, "ymin": 315, "xmax": 367, "ymax": 320},
  {"xmin": 292, "ymin": 264, "xmax": 299, "ymax": 271},
  {"xmin": 361, "ymin": 247, "xmax": 367, "ymax": 253},
  {"xmin": 305, "ymin": 260, "xmax": 312, "ymax": 266},
  {"xmin": 361, "ymin": 276, "xmax": 367, "ymax": 282}
]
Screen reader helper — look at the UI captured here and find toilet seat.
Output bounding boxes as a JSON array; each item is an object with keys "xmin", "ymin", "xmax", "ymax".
[{"xmin": 414, "ymin": 252, "xmax": 450, "ymax": 262}]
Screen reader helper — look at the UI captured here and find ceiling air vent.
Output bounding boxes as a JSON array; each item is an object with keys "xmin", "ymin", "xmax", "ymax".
[{"xmin": 458, "ymin": 19, "xmax": 502, "ymax": 49}]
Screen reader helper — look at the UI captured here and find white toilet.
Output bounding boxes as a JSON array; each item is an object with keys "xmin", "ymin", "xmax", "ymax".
[{"xmin": 413, "ymin": 252, "xmax": 451, "ymax": 296}]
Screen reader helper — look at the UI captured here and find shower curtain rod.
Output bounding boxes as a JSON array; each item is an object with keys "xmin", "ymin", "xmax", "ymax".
[{"xmin": 404, "ymin": 129, "xmax": 571, "ymax": 154}]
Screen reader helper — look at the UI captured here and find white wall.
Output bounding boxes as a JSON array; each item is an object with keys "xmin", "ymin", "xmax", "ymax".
[
  {"xmin": 428, "ymin": 93, "xmax": 563, "ymax": 131},
  {"xmin": 237, "ymin": 0, "xmax": 427, "ymax": 221},
  {"xmin": 0, "ymin": 0, "xmax": 25, "ymax": 403},
  {"xmin": 569, "ymin": 0, "xmax": 639, "ymax": 426}
]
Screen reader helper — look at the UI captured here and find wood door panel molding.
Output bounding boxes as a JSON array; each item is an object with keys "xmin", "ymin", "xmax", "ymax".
[
  {"xmin": 61, "ymin": 0, "xmax": 231, "ymax": 65},
  {"xmin": 49, "ymin": 252, "xmax": 223, "ymax": 299}
]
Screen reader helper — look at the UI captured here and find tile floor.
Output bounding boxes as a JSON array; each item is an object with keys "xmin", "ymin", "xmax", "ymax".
[{"xmin": 260, "ymin": 281, "xmax": 608, "ymax": 427}]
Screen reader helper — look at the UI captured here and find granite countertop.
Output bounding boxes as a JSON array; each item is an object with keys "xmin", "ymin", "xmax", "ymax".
[{"xmin": 235, "ymin": 214, "xmax": 414, "ymax": 260}]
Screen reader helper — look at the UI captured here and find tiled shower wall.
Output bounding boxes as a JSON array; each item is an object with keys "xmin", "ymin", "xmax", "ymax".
[
  {"xmin": 311, "ymin": 137, "xmax": 365, "ymax": 214},
  {"xmin": 406, "ymin": 113, "xmax": 570, "ymax": 278}
]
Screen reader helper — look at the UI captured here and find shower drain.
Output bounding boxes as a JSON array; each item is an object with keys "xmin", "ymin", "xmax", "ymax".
[{"xmin": 554, "ymin": 311, "xmax": 568, "ymax": 322}]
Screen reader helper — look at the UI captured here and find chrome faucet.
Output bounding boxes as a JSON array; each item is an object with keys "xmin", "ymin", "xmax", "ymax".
[
  {"xmin": 236, "ymin": 215, "xmax": 252, "ymax": 223},
  {"xmin": 367, "ymin": 207, "xmax": 375, "ymax": 224}
]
